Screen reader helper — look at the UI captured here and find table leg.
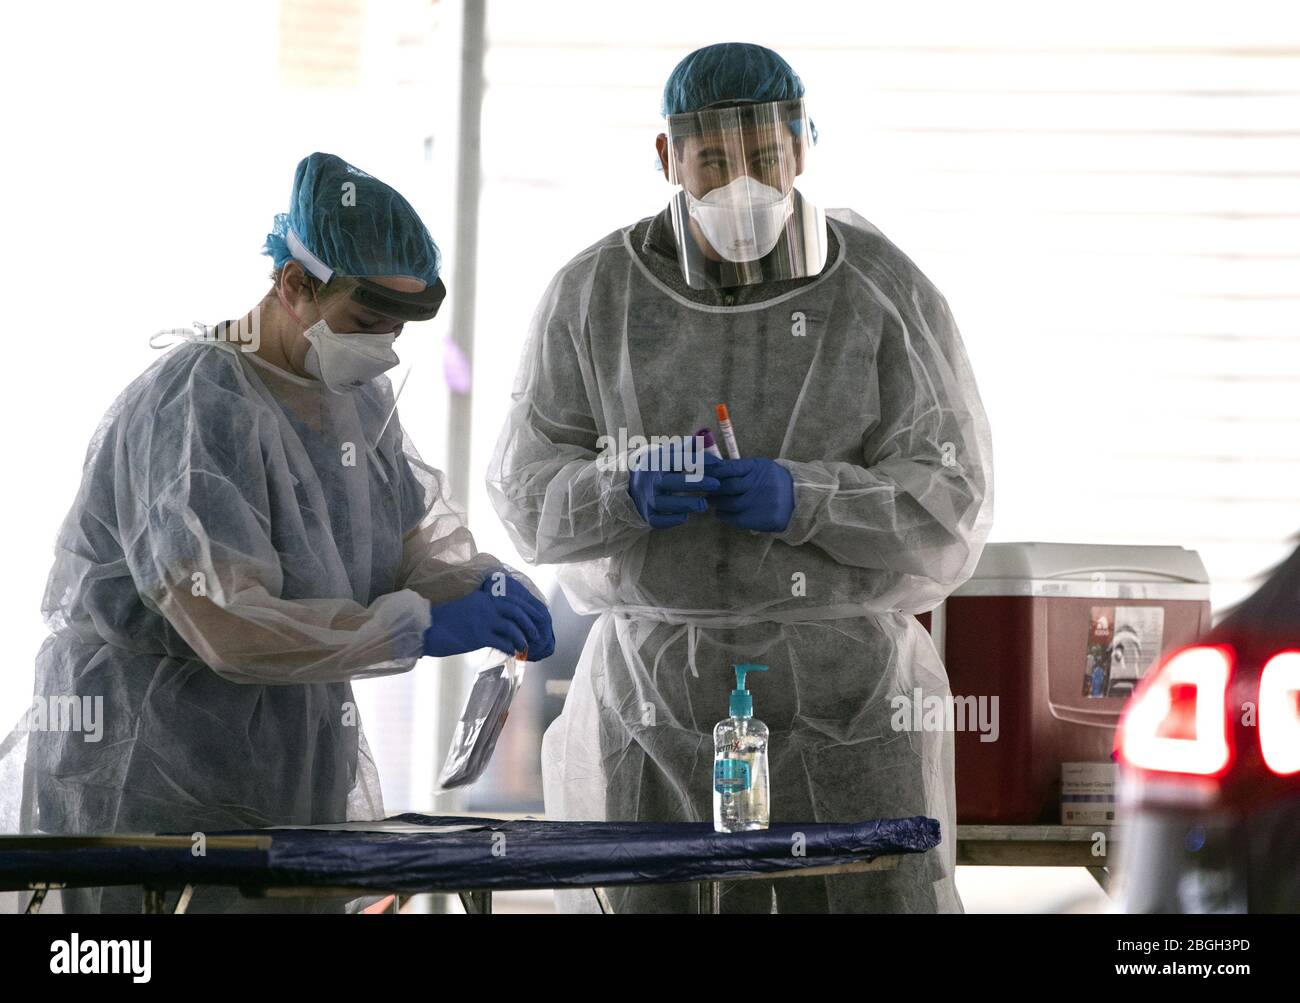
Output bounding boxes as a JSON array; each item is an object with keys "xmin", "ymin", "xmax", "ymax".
[
  {"xmin": 458, "ymin": 890, "xmax": 492, "ymax": 914},
  {"xmin": 142, "ymin": 888, "xmax": 168, "ymax": 914}
]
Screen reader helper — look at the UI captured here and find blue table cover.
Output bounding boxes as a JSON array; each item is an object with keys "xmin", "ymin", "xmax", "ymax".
[{"xmin": 0, "ymin": 813, "xmax": 939, "ymax": 893}]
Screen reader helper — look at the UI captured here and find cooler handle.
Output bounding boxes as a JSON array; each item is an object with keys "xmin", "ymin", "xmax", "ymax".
[
  {"xmin": 1049, "ymin": 702, "xmax": 1123, "ymax": 728},
  {"xmin": 1045, "ymin": 565, "xmax": 1204, "ymax": 584}
]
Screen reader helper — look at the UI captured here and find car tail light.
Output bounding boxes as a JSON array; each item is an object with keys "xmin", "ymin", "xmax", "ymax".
[
  {"xmin": 1117, "ymin": 645, "xmax": 1232, "ymax": 776},
  {"xmin": 1259, "ymin": 651, "xmax": 1300, "ymax": 777}
]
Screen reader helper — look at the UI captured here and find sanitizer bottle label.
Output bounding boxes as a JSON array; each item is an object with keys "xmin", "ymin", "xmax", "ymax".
[{"xmin": 714, "ymin": 758, "xmax": 751, "ymax": 794}]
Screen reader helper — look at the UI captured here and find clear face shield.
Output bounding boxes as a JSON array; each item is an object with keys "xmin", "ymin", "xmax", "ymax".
[{"xmin": 664, "ymin": 98, "xmax": 827, "ymax": 290}]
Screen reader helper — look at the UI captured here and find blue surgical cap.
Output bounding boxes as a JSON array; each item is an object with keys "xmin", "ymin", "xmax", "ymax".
[
  {"xmin": 263, "ymin": 152, "xmax": 441, "ymax": 287},
  {"xmin": 662, "ymin": 42, "xmax": 805, "ymax": 117}
]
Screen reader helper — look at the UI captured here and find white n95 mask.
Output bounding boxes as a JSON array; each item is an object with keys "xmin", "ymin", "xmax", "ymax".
[
  {"xmin": 302, "ymin": 320, "xmax": 400, "ymax": 393},
  {"xmin": 686, "ymin": 175, "xmax": 794, "ymax": 263}
]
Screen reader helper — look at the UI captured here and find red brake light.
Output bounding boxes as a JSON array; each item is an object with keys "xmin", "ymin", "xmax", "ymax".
[
  {"xmin": 1117, "ymin": 645, "xmax": 1232, "ymax": 776},
  {"xmin": 1259, "ymin": 651, "xmax": 1300, "ymax": 777}
]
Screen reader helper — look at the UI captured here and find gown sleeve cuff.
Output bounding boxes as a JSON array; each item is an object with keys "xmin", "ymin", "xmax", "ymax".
[{"xmin": 773, "ymin": 458, "xmax": 825, "ymax": 545}]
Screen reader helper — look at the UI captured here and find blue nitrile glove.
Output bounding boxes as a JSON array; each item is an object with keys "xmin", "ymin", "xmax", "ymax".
[
  {"xmin": 497, "ymin": 574, "xmax": 555, "ymax": 660},
  {"xmin": 627, "ymin": 441, "xmax": 722, "ymax": 529},
  {"xmin": 707, "ymin": 458, "xmax": 795, "ymax": 533},
  {"xmin": 423, "ymin": 573, "xmax": 555, "ymax": 660}
]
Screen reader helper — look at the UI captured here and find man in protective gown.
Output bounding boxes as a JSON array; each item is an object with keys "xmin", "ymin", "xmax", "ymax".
[{"xmin": 488, "ymin": 43, "xmax": 993, "ymax": 913}]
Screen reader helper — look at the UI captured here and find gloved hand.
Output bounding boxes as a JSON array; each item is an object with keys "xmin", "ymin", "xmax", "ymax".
[
  {"xmin": 422, "ymin": 573, "xmax": 555, "ymax": 660},
  {"xmin": 707, "ymin": 458, "xmax": 795, "ymax": 533},
  {"xmin": 627, "ymin": 442, "xmax": 722, "ymax": 529},
  {"xmin": 502, "ymin": 574, "xmax": 555, "ymax": 660}
]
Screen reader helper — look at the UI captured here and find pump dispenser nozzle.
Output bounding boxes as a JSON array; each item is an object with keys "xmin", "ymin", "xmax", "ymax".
[{"xmin": 730, "ymin": 663, "xmax": 768, "ymax": 718}]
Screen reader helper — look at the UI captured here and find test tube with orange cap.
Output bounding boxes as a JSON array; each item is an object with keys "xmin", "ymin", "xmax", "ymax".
[{"xmin": 715, "ymin": 403, "xmax": 741, "ymax": 460}]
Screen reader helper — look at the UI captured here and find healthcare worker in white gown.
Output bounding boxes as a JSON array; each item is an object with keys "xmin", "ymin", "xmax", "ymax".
[
  {"xmin": 1, "ymin": 153, "xmax": 553, "ymax": 913},
  {"xmin": 488, "ymin": 44, "xmax": 992, "ymax": 913}
]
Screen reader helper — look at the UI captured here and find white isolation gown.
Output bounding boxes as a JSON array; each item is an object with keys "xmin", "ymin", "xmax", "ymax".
[
  {"xmin": 2, "ymin": 334, "xmax": 510, "ymax": 912},
  {"xmin": 488, "ymin": 209, "xmax": 993, "ymax": 913}
]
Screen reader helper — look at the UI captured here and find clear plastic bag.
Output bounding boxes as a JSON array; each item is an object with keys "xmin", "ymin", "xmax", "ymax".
[{"xmin": 437, "ymin": 655, "xmax": 526, "ymax": 789}]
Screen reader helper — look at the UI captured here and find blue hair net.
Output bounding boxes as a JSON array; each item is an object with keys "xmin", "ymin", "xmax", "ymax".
[
  {"xmin": 661, "ymin": 43, "xmax": 817, "ymax": 145},
  {"xmin": 263, "ymin": 152, "xmax": 441, "ymax": 286},
  {"xmin": 662, "ymin": 42, "xmax": 805, "ymax": 116}
]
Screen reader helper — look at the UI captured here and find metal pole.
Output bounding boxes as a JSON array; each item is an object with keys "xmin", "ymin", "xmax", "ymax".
[
  {"xmin": 429, "ymin": 4, "xmax": 489, "ymax": 908},
  {"xmin": 446, "ymin": 0, "xmax": 485, "ymax": 506}
]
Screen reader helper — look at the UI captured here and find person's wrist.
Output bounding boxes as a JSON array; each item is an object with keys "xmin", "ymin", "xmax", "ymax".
[
  {"xmin": 608, "ymin": 461, "xmax": 648, "ymax": 528},
  {"xmin": 775, "ymin": 461, "xmax": 795, "ymax": 532},
  {"xmin": 772, "ymin": 459, "xmax": 806, "ymax": 541}
]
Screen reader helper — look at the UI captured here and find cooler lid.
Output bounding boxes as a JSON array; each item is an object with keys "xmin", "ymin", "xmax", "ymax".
[{"xmin": 952, "ymin": 542, "xmax": 1210, "ymax": 600}]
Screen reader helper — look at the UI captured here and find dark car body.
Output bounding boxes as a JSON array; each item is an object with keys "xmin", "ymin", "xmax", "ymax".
[{"xmin": 1113, "ymin": 544, "xmax": 1300, "ymax": 913}]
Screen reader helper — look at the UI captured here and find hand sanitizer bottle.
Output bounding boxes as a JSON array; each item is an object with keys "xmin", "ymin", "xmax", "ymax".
[{"xmin": 713, "ymin": 664, "xmax": 770, "ymax": 833}]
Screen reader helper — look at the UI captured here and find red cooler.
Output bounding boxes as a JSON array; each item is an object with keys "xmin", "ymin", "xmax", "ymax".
[{"xmin": 935, "ymin": 542, "xmax": 1212, "ymax": 824}]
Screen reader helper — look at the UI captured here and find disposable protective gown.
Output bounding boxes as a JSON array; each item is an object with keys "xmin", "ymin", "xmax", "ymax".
[
  {"xmin": 7, "ymin": 335, "xmax": 505, "ymax": 912},
  {"xmin": 488, "ymin": 209, "xmax": 993, "ymax": 913}
]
